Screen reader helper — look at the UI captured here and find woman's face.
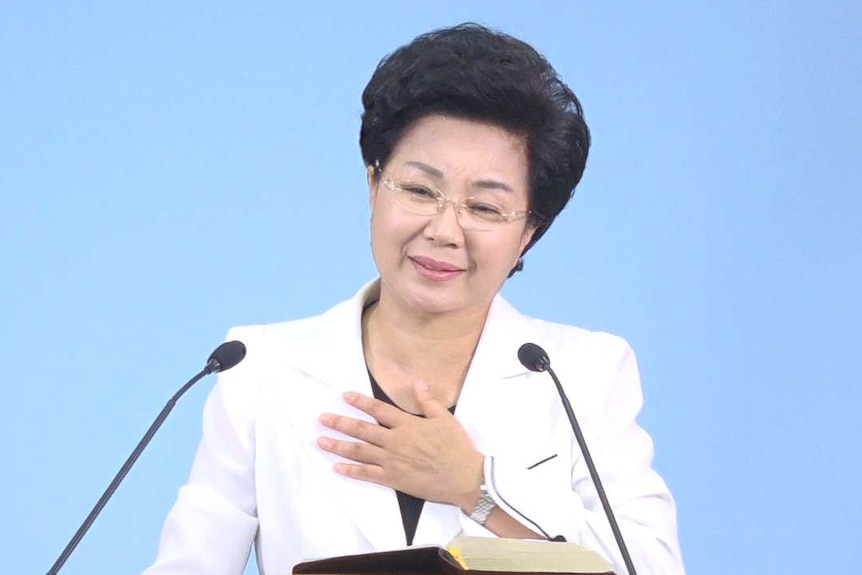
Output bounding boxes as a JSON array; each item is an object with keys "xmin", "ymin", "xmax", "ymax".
[{"xmin": 369, "ymin": 114, "xmax": 535, "ymax": 319}]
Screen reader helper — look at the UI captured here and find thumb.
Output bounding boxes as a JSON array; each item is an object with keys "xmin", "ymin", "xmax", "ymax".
[{"xmin": 413, "ymin": 380, "xmax": 451, "ymax": 418}]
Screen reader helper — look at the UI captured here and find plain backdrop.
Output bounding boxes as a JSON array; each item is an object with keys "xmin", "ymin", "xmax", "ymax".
[{"xmin": 1, "ymin": 2, "xmax": 860, "ymax": 574}]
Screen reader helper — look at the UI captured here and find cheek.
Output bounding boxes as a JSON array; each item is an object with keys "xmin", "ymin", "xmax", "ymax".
[
  {"xmin": 369, "ymin": 207, "xmax": 414, "ymax": 264},
  {"xmin": 471, "ymin": 232, "xmax": 526, "ymax": 272},
  {"xmin": 369, "ymin": 214, "xmax": 389, "ymax": 266}
]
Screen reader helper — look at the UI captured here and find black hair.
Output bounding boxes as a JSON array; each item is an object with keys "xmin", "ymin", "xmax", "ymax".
[{"xmin": 360, "ymin": 23, "xmax": 591, "ymax": 274}]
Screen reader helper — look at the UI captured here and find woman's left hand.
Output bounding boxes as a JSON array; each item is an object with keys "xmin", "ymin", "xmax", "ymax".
[{"xmin": 317, "ymin": 382, "xmax": 483, "ymax": 512}]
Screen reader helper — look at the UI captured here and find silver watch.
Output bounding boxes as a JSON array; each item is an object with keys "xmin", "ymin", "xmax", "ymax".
[{"xmin": 468, "ymin": 481, "xmax": 497, "ymax": 526}]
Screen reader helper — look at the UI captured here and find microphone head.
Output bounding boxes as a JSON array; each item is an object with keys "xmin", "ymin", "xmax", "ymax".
[
  {"xmin": 518, "ymin": 342, "xmax": 550, "ymax": 372},
  {"xmin": 207, "ymin": 340, "xmax": 247, "ymax": 374}
]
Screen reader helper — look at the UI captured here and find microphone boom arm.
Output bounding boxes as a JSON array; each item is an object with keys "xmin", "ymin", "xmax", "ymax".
[
  {"xmin": 545, "ymin": 365, "xmax": 639, "ymax": 575},
  {"xmin": 45, "ymin": 368, "xmax": 210, "ymax": 575},
  {"xmin": 45, "ymin": 340, "xmax": 245, "ymax": 575}
]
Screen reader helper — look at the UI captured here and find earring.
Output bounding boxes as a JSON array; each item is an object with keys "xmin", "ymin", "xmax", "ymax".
[{"xmin": 507, "ymin": 258, "xmax": 524, "ymax": 278}]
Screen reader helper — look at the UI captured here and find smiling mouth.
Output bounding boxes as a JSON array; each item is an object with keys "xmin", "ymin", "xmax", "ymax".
[
  {"xmin": 410, "ymin": 256, "xmax": 463, "ymax": 272},
  {"xmin": 409, "ymin": 256, "xmax": 465, "ymax": 280}
]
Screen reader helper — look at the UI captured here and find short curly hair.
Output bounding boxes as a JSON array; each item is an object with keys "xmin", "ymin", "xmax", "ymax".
[{"xmin": 360, "ymin": 23, "xmax": 591, "ymax": 273}]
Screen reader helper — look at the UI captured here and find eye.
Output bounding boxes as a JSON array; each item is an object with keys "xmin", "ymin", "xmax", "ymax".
[
  {"xmin": 466, "ymin": 201, "xmax": 506, "ymax": 220},
  {"xmin": 403, "ymin": 184, "xmax": 441, "ymax": 202}
]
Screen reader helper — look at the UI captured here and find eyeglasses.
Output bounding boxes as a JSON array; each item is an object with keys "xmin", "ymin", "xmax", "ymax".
[{"xmin": 375, "ymin": 166, "xmax": 531, "ymax": 232}]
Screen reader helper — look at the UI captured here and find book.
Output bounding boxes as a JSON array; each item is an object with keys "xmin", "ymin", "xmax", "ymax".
[{"xmin": 292, "ymin": 535, "xmax": 615, "ymax": 575}]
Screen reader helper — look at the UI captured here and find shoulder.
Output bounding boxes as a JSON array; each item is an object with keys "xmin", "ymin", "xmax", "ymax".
[
  {"xmin": 225, "ymin": 280, "xmax": 374, "ymax": 358},
  {"xmin": 224, "ymin": 312, "xmax": 338, "ymax": 354},
  {"xmin": 536, "ymin": 318, "xmax": 633, "ymax": 363},
  {"xmin": 504, "ymin": 306, "xmax": 646, "ymax": 433},
  {"xmin": 496, "ymin": 296, "xmax": 635, "ymax": 366},
  {"xmin": 500, "ymin": 300, "xmax": 640, "ymax": 402},
  {"xmin": 216, "ymin": 280, "xmax": 378, "ymax": 392}
]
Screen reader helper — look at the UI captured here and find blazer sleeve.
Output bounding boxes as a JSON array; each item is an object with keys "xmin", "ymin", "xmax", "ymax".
[
  {"xmin": 477, "ymin": 335, "xmax": 685, "ymax": 575},
  {"xmin": 141, "ymin": 327, "xmax": 261, "ymax": 575}
]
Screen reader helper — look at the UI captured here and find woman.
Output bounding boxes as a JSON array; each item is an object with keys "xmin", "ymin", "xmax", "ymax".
[{"xmin": 143, "ymin": 23, "xmax": 684, "ymax": 575}]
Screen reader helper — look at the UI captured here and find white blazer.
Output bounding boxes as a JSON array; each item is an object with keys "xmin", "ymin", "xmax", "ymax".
[{"xmin": 142, "ymin": 281, "xmax": 684, "ymax": 575}]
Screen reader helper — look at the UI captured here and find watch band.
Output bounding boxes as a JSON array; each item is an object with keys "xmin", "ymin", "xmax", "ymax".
[{"xmin": 468, "ymin": 480, "xmax": 497, "ymax": 526}]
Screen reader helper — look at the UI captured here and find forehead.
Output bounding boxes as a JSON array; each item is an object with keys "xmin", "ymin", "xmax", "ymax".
[{"xmin": 388, "ymin": 115, "xmax": 529, "ymax": 189}]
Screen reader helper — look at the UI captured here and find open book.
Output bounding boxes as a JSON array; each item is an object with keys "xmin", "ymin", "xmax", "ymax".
[{"xmin": 293, "ymin": 535, "xmax": 615, "ymax": 575}]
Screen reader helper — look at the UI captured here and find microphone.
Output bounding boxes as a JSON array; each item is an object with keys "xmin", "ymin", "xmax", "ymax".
[
  {"xmin": 518, "ymin": 342, "xmax": 638, "ymax": 575},
  {"xmin": 206, "ymin": 340, "xmax": 247, "ymax": 374},
  {"xmin": 45, "ymin": 340, "xmax": 247, "ymax": 575}
]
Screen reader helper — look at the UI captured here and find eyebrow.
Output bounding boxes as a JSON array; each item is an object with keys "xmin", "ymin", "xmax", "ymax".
[
  {"xmin": 405, "ymin": 161, "xmax": 443, "ymax": 178},
  {"xmin": 403, "ymin": 161, "xmax": 515, "ymax": 193}
]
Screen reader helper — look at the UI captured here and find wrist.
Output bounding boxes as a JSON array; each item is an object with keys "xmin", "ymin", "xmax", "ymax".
[
  {"xmin": 456, "ymin": 452, "xmax": 486, "ymax": 513},
  {"xmin": 466, "ymin": 457, "xmax": 497, "ymax": 526}
]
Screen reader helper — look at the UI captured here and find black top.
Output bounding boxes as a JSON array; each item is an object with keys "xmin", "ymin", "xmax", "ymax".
[{"xmin": 367, "ymin": 370, "xmax": 456, "ymax": 546}]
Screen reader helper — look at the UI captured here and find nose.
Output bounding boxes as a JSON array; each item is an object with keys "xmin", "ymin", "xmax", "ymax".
[
  {"xmin": 438, "ymin": 198, "xmax": 470, "ymax": 218},
  {"xmin": 424, "ymin": 199, "xmax": 466, "ymax": 244}
]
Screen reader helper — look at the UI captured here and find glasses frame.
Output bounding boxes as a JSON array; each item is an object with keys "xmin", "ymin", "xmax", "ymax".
[{"xmin": 373, "ymin": 162, "xmax": 531, "ymax": 232}]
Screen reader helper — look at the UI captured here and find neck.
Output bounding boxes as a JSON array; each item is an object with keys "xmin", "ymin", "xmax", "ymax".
[{"xmin": 362, "ymin": 293, "xmax": 489, "ymax": 411}]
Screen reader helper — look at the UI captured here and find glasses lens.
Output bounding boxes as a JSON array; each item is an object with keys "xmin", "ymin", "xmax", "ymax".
[
  {"xmin": 383, "ymin": 175, "xmax": 524, "ymax": 231},
  {"xmin": 394, "ymin": 185, "xmax": 442, "ymax": 216}
]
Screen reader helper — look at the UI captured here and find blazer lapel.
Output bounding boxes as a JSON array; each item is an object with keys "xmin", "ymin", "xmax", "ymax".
[
  {"xmin": 455, "ymin": 295, "xmax": 564, "ymax": 463},
  {"xmin": 456, "ymin": 294, "xmax": 533, "ymax": 436},
  {"xmin": 273, "ymin": 280, "xmax": 407, "ymax": 550}
]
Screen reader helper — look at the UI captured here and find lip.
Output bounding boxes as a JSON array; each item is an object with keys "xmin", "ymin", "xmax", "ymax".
[{"xmin": 409, "ymin": 256, "xmax": 465, "ymax": 281}]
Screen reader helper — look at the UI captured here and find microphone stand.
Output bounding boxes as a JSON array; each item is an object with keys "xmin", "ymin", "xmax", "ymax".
[
  {"xmin": 545, "ymin": 364, "xmax": 638, "ymax": 575},
  {"xmin": 45, "ymin": 367, "xmax": 211, "ymax": 575}
]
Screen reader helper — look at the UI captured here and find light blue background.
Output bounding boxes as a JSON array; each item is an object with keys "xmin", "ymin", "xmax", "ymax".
[{"xmin": 2, "ymin": 2, "xmax": 860, "ymax": 574}]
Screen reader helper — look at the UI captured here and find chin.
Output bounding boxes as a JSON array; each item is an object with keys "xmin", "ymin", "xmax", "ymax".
[
  {"xmin": 380, "ymin": 269, "xmax": 490, "ymax": 317},
  {"xmin": 412, "ymin": 287, "xmax": 495, "ymax": 319},
  {"xmin": 404, "ymin": 292, "xmax": 465, "ymax": 316}
]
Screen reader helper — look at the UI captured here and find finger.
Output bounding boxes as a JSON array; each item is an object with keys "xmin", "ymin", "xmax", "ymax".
[
  {"xmin": 319, "ymin": 412, "xmax": 389, "ymax": 445},
  {"xmin": 343, "ymin": 391, "xmax": 411, "ymax": 427},
  {"xmin": 332, "ymin": 461, "xmax": 389, "ymax": 486},
  {"xmin": 317, "ymin": 435, "xmax": 386, "ymax": 466},
  {"xmin": 413, "ymin": 381, "xmax": 451, "ymax": 418}
]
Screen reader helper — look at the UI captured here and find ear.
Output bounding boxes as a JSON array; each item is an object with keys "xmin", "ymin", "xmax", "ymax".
[
  {"xmin": 366, "ymin": 164, "xmax": 377, "ymax": 207},
  {"xmin": 518, "ymin": 223, "xmax": 536, "ymax": 255}
]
